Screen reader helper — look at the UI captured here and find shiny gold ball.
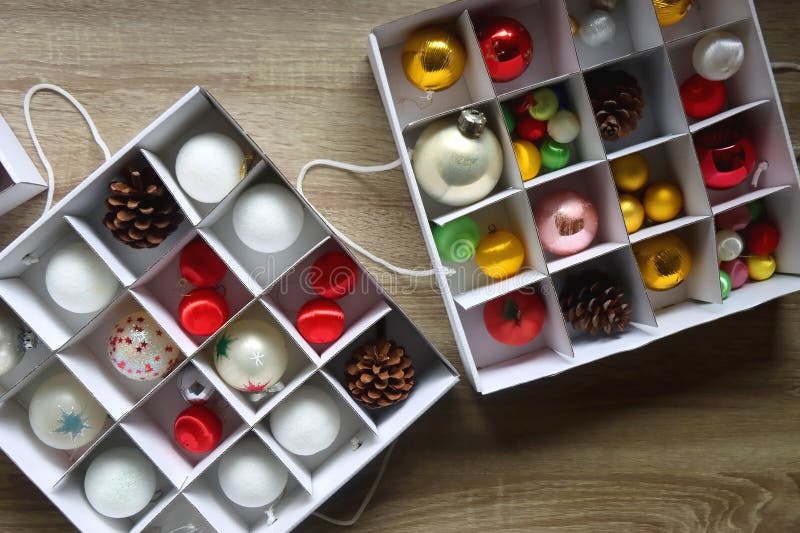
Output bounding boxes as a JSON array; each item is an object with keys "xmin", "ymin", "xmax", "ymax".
[
  {"xmin": 653, "ymin": 0, "xmax": 693, "ymax": 27},
  {"xmin": 633, "ymin": 233, "xmax": 693, "ymax": 291},
  {"xmin": 619, "ymin": 194, "xmax": 645, "ymax": 234},
  {"xmin": 643, "ymin": 181, "xmax": 683, "ymax": 223},
  {"xmin": 611, "ymin": 153, "xmax": 649, "ymax": 193},
  {"xmin": 475, "ymin": 229, "xmax": 525, "ymax": 281},
  {"xmin": 746, "ymin": 254, "xmax": 776, "ymax": 281},
  {"xmin": 401, "ymin": 27, "xmax": 466, "ymax": 92}
]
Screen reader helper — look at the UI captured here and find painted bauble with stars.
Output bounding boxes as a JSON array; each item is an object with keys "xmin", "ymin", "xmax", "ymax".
[
  {"xmin": 108, "ymin": 312, "xmax": 179, "ymax": 382},
  {"xmin": 214, "ymin": 319, "xmax": 289, "ymax": 397}
]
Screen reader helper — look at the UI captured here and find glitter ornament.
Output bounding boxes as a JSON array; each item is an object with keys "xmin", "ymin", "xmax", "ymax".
[
  {"xmin": 547, "ymin": 110, "xmax": 581, "ymax": 144},
  {"xmin": 643, "ymin": 181, "xmax": 683, "ymax": 223},
  {"xmin": 218, "ymin": 436, "xmax": 288, "ymax": 508},
  {"xmin": 308, "ymin": 251, "xmax": 359, "ymax": 300},
  {"xmin": 535, "ymin": 190, "xmax": 599, "ymax": 256},
  {"xmin": 232, "ymin": 183, "xmax": 305, "ymax": 253},
  {"xmin": 179, "ymin": 238, "xmax": 226, "ymax": 288},
  {"xmin": 633, "ymin": 233, "xmax": 693, "ymax": 291},
  {"xmin": 619, "ymin": 194, "xmax": 645, "ymax": 234},
  {"xmin": 214, "ymin": 319, "xmax": 288, "ymax": 396},
  {"xmin": 432, "ymin": 216, "xmax": 481, "ymax": 263},
  {"xmin": 747, "ymin": 221, "xmax": 780, "ymax": 255},
  {"xmin": 45, "ymin": 242, "xmax": 119, "ymax": 314},
  {"xmin": 653, "ymin": 0, "xmax": 693, "ymax": 27},
  {"xmin": 715, "ymin": 230, "xmax": 745, "ymax": 262},
  {"xmin": 721, "ymin": 259, "xmax": 748, "ymax": 290},
  {"xmin": 401, "ymin": 27, "xmax": 466, "ymax": 92},
  {"xmin": 476, "ymin": 16, "xmax": 533, "ymax": 82},
  {"xmin": 0, "ymin": 307, "xmax": 34, "ymax": 377},
  {"xmin": 512, "ymin": 139, "xmax": 542, "ymax": 181},
  {"xmin": 611, "ymin": 153, "xmax": 649, "ymax": 192},
  {"xmin": 270, "ymin": 385, "xmax": 341, "ymax": 456},
  {"xmin": 720, "ymin": 270, "xmax": 732, "ymax": 300},
  {"xmin": 747, "ymin": 255, "xmax": 776, "ymax": 281},
  {"xmin": 528, "ymin": 88, "xmax": 559, "ymax": 121},
  {"xmin": 692, "ymin": 31, "xmax": 745, "ymax": 82},
  {"xmin": 680, "ymin": 74, "xmax": 727, "ymax": 120},
  {"xmin": 175, "ymin": 133, "xmax": 245, "ymax": 204},
  {"xmin": 84, "ymin": 447, "xmax": 156, "ymax": 518},
  {"xmin": 296, "ymin": 298, "xmax": 345, "ymax": 345},
  {"xmin": 108, "ymin": 312, "xmax": 179, "ymax": 381},
  {"xmin": 475, "ymin": 228, "xmax": 525, "ymax": 280},
  {"xmin": 579, "ymin": 11, "xmax": 616, "ymax": 47}
]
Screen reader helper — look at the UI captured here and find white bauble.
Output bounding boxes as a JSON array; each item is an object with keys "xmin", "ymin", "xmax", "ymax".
[
  {"xmin": 579, "ymin": 10, "xmax": 616, "ymax": 47},
  {"xmin": 218, "ymin": 436, "xmax": 288, "ymax": 508},
  {"xmin": 29, "ymin": 372, "xmax": 106, "ymax": 450},
  {"xmin": 84, "ymin": 446, "xmax": 156, "ymax": 518},
  {"xmin": 45, "ymin": 242, "xmax": 118, "ymax": 314},
  {"xmin": 214, "ymin": 319, "xmax": 289, "ymax": 394},
  {"xmin": 692, "ymin": 31, "xmax": 745, "ymax": 82},
  {"xmin": 175, "ymin": 132, "xmax": 244, "ymax": 204},
  {"xmin": 232, "ymin": 184, "xmax": 305, "ymax": 253},
  {"xmin": 547, "ymin": 110, "xmax": 581, "ymax": 144},
  {"xmin": 269, "ymin": 385, "xmax": 340, "ymax": 456}
]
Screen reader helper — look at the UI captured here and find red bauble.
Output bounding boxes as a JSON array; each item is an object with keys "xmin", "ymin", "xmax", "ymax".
[
  {"xmin": 174, "ymin": 405, "xmax": 223, "ymax": 454},
  {"xmin": 296, "ymin": 298, "xmax": 345, "ymax": 345},
  {"xmin": 511, "ymin": 93, "xmax": 536, "ymax": 115},
  {"xmin": 309, "ymin": 251, "xmax": 359, "ymax": 300},
  {"xmin": 180, "ymin": 238, "xmax": 226, "ymax": 288},
  {"xmin": 179, "ymin": 288, "xmax": 229, "ymax": 336},
  {"xmin": 747, "ymin": 221, "xmax": 780, "ymax": 255},
  {"xmin": 483, "ymin": 289, "xmax": 546, "ymax": 346},
  {"xmin": 516, "ymin": 114, "xmax": 547, "ymax": 142},
  {"xmin": 694, "ymin": 126, "xmax": 756, "ymax": 190},
  {"xmin": 476, "ymin": 16, "xmax": 533, "ymax": 83},
  {"xmin": 680, "ymin": 74, "xmax": 726, "ymax": 119}
]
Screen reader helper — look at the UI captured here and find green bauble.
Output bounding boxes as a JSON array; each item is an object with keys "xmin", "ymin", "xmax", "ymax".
[
  {"xmin": 432, "ymin": 216, "xmax": 480, "ymax": 263},
  {"xmin": 540, "ymin": 138, "xmax": 571, "ymax": 170},
  {"xmin": 529, "ymin": 88, "xmax": 559, "ymax": 121},
  {"xmin": 747, "ymin": 200, "xmax": 765, "ymax": 222},
  {"xmin": 719, "ymin": 270, "xmax": 732, "ymax": 300},
  {"xmin": 501, "ymin": 103, "xmax": 516, "ymax": 133}
]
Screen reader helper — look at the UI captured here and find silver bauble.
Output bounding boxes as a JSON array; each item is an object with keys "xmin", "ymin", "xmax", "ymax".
[
  {"xmin": 0, "ymin": 308, "xmax": 34, "ymax": 377},
  {"xmin": 692, "ymin": 31, "xmax": 745, "ymax": 81},
  {"xmin": 579, "ymin": 10, "xmax": 616, "ymax": 47},
  {"xmin": 177, "ymin": 365, "xmax": 215, "ymax": 405}
]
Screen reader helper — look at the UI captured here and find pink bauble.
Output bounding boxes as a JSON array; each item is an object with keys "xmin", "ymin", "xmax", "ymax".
[
  {"xmin": 535, "ymin": 190, "xmax": 598, "ymax": 256},
  {"xmin": 715, "ymin": 205, "xmax": 750, "ymax": 232},
  {"xmin": 720, "ymin": 259, "xmax": 748, "ymax": 290}
]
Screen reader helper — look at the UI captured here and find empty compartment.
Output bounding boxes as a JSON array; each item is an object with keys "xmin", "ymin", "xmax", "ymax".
[
  {"xmin": 0, "ymin": 300, "xmax": 52, "ymax": 400},
  {"xmin": 138, "ymin": 494, "xmax": 212, "ymax": 533},
  {"xmin": 658, "ymin": 0, "xmax": 751, "ymax": 43}
]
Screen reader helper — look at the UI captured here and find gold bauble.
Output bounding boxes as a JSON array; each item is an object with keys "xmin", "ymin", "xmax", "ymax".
[
  {"xmin": 512, "ymin": 140, "xmax": 541, "ymax": 182},
  {"xmin": 401, "ymin": 27, "xmax": 466, "ymax": 92},
  {"xmin": 653, "ymin": 0, "xmax": 693, "ymax": 27},
  {"xmin": 643, "ymin": 181, "xmax": 683, "ymax": 223},
  {"xmin": 619, "ymin": 194, "xmax": 645, "ymax": 234},
  {"xmin": 633, "ymin": 233, "xmax": 693, "ymax": 291},
  {"xmin": 611, "ymin": 153, "xmax": 649, "ymax": 193},
  {"xmin": 475, "ymin": 228, "xmax": 525, "ymax": 280},
  {"xmin": 746, "ymin": 255, "xmax": 776, "ymax": 281}
]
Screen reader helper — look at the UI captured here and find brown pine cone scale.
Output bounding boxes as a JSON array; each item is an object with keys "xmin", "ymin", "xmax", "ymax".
[
  {"xmin": 559, "ymin": 270, "xmax": 632, "ymax": 336},
  {"xmin": 346, "ymin": 339, "xmax": 414, "ymax": 409},
  {"xmin": 586, "ymin": 69, "xmax": 644, "ymax": 142}
]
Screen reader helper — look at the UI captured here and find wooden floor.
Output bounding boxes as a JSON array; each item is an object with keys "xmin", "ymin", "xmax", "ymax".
[{"xmin": 0, "ymin": 1, "xmax": 798, "ymax": 531}]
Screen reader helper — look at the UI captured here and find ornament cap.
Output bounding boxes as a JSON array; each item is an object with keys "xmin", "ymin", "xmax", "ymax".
[
  {"xmin": 20, "ymin": 331, "xmax": 36, "ymax": 351},
  {"xmin": 458, "ymin": 109, "xmax": 487, "ymax": 138}
]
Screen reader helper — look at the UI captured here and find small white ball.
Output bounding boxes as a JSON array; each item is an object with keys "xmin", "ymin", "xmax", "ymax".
[
  {"xmin": 175, "ymin": 133, "xmax": 244, "ymax": 204},
  {"xmin": 269, "ymin": 385, "xmax": 341, "ymax": 456},
  {"xmin": 45, "ymin": 242, "xmax": 118, "ymax": 314},
  {"xmin": 218, "ymin": 436, "xmax": 288, "ymax": 508},
  {"xmin": 579, "ymin": 10, "xmax": 616, "ymax": 47},
  {"xmin": 84, "ymin": 446, "xmax": 156, "ymax": 518},
  {"xmin": 716, "ymin": 230, "xmax": 745, "ymax": 262},
  {"xmin": 693, "ymin": 31, "xmax": 745, "ymax": 82},
  {"xmin": 232, "ymin": 184, "xmax": 305, "ymax": 253},
  {"xmin": 547, "ymin": 110, "xmax": 581, "ymax": 144}
]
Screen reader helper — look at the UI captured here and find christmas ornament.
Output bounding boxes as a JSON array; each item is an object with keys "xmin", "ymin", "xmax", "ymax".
[
  {"xmin": 611, "ymin": 153, "xmax": 649, "ymax": 192},
  {"xmin": 412, "ymin": 109, "xmax": 503, "ymax": 206},
  {"xmin": 619, "ymin": 193, "xmax": 645, "ymax": 234},
  {"xmin": 528, "ymin": 88, "xmax": 559, "ymax": 121},
  {"xmin": 720, "ymin": 270, "xmax": 732, "ymax": 300},
  {"xmin": 569, "ymin": 15, "xmax": 579, "ymax": 36},
  {"xmin": 694, "ymin": 126, "xmax": 756, "ymax": 190},
  {"xmin": 476, "ymin": 16, "xmax": 533, "ymax": 82},
  {"xmin": 218, "ymin": 436, "xmax": 288, "ymax": 508},
  {"xmin": 535, "ymin": 190, "xmax": 598, "ymax": 256},
  {"xmin": 175, "ymin": 133, "xmax": 245, "ymax": 204},
  {"xmin": 578, "ymin": 10, "xmax": 616, "ymax": 47},
  {"xmin": 45, "ymin": 242, "xmax": 119, "ymax": 314},
  {"xmin": 178, "ymin": 288, "xmax": 229, "ymax": 336},
  {"xmin": 547, "ymin": 110, "xmax": 581, "ymax": 144},
  {"xmin": 716, "ymin": 205, "xmax": 750, "ymax": 231},
  {"xmin": 0, "ymin": 308, "xmax": 34, "ymax": 377},
  {"xmin": 692, "ymin": 31, "xmax": 745, "ymax": 82},
  {"xmin": 84, "ymin": 447, "xmax": 156, "ymax": 519},
  {"xmin": 108, "ymin": 312, "xmax": 179, "ymax": 381},
  {"xmin": 232, "ymin": 183, "xmax": 305, "ymax": 253},
  {"xmin": 269, "ymin": 385, "xmax": 341, "ymax": 456},
  {"xmin": 721, "ymin": 259, "xmax": 748, "ymax": 289},
  {"xmin": 653, "ymin": 0, "xmax": 693, "ymax": 27},
  {"xmin": 747, "ymin": 255, "xmax": 776, "ymax": 281},
  {"xmin": 747, "ymin": 200, "xmax": 765, "ymax": 221},
  {"xmin": 592, "ymin": 0, "xmax": 621, "ymax": 9},
  {"xmin": 747, "ymin": 221, "xmax": 780, "ymax": 255},
  {"xmin": 177, "ymin": 365, "xmax": 215, "ymax": 405},
  {"xmin": 346, "ymin": 339, "xmax": 415, "ymax": 408},
  {"xmin": 483, "ymin": 289, "xmax": 545, "ymax": 346},
  {"xmin": 308, "ymin": 251, "xmax": 359, "ymax": 299},
  {"xmin": 296, "ymin": 298, "xmax": 345, "ymax": 345},
  {"xmin": 432, "ymin": 216, "xmax": 481, "ymax": 263},
  {"xmin": 502, "ymin": 103, "xmax": 516, "ymax": 132},
  {"xmin": 633, "ymin": 233, "xmax": 693, "ymax": 291},
  {"xmin": 104, "ymin": 166, "xmax": 183, "ymax": 249},
  {"xmin": 512, "ymin": 139, "xmax": 542, "ymax": 181},
  {"xmin": 511, "ymin": 93, "xmax": 536, "ymax": 115},
  {"xmin": 643, "ymin": 181, "xmax": 683, "ymax": 223},
  {"xmin": 174, "ymin": 405, "xmax": 223, "ymax": 454},
  {"xmin": 401, "ymin": 27, "xmax": 466, "ymax": 92},
  {"xmin": 587, "ymin": 70, "xmax": 644, "ymax": 141},
  {"xmin": 559, "ymin": 270, "xmax": 632, "ymax": 335},
  {"xmin": 28, "ymin": 372, "xmax": 106, "ymax": 450},
  {"xmin": 516, "ymin": 113, "xmax": 548, "ymax": 142},
  {"xmin": 540, "ymin": 139, "xmax": 571, "ymax": 171},
  {"xmin": 715, "ymin": 230, "xmax": 744, "ymax": 262},
  {"xmin": 214, "ymin": 319, "xmax": 288, "ymax": 395},
  {"xmin": 179, "ymin": 238, "xmax": 226, "ymax": 287},
  {"xmin": 475, "ymin": 227, "xmax": 525, "ymax": 280},
  {"xmin": 680, "ymin": 75, "xmax": 726, "ymax": 119}
]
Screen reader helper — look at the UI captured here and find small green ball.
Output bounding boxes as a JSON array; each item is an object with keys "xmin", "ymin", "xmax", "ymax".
[
  {"xmin": 529, "ymin": 88, "xmax": 559, "ymax": 121},
  {"xmin": 719, "ymin": 270, "xmax": 732, "ymax": 300},
  {"xmin": 432, "ymin": 216, "xmax": 481, "ymax": 263},
  {"xmin": 501, "ymin": 103, "xmax": 516, "ymax": 133},
  {"xmin": 540, "ymin": 138, "xmax": 571, "ymax": 171},
  {"xmin": 747, "ymin": 200, "xmax": 765, "ymax": 222}
]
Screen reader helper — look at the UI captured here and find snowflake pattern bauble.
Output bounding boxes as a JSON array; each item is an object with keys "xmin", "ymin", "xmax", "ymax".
[
  {"xmin": 108, "ymin": 313, "xmax": 179, "ymax": 381},
  {"xmin": 214, "ymin": 319, "xmax": 289, "ymax": 394}
]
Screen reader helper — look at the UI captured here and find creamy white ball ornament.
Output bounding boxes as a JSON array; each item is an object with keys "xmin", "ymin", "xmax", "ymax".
[
  {"xmin": 218, "ymin": 436, "xmax": 288, "ymax": 508},
  {"xmin": 716, "ymin": 230, "xmax": 745, "ymax": 262},
  {"xmin": 547, "ymin": 110, "xmax": 581, "ymax": 144},
  {"xmin": 269, "ymin": 384, "xmax": 340, "ymax": 456},
  {"xmin": 692, "ymin": 31, "xmax": 745, "ymax": 81},
  {"xmin": 232, "ymin": 184, "xmax": 305, "ymax": 253},
  {"xmin": 45, "ymin": 242, "xmax": 119, "ymax": 314},
  {"xmin": 175, "ymin": 132, "xmax": 245, "ymax": 204},
  {"xmin": 84, "ymin": 447, "xmax": 156, "ymax": 518}
]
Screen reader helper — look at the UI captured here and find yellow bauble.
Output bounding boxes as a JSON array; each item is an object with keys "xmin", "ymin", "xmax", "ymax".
[
  {"xmin": 475, "ymin": 229, "xmax": 525, "ymax": 280},
  {"xmin": 619, "ymin": 194, "xmax": 645, "ymax": 234},
  {"xmin": 746, "ymin": 255, "xmax": 776, "ymax": 281},
  {"xmin": 653, "ymin": 0, "xmax": 693, "ymax": 27},
  {"xmin": 401, "ymin": 27, "xmax": 466, "ymax": 92},
  {"xmin": 633, "ymin": 233, "xmax": 693, "ymax": 291},
  {"xmin": 512, "ymin": 140, "xmax": 541, "ymax": 182},
  {"xmin": 611, "ymin": 153, "xmax": 649, "ymax": 193},
  {"xmin": 643, "ymin": 181, "xmax": 683, "ymax": 223}
]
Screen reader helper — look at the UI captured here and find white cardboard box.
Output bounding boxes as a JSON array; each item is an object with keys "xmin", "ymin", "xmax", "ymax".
[
  {"xmin": 0, "ymin": 112, "xmax": 47, "ymax": 216},
  {"xmin": 368, "ymin": 0, "xmax": 800, "ymax": 394}
]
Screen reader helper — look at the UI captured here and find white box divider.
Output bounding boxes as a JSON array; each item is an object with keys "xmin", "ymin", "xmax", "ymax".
[{"xmin": 0, "ymin": 111, "xmax": 47, "ymax": 216}]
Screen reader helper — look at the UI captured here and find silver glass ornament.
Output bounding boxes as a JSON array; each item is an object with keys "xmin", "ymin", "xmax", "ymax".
[
  {"xmin": 692, "ymin": 31, "xmax": 745, "ymax": 81},
  {"xmin": 0, "ymin": 308, "xmax": 34, "ymax": 377},
  {"xmin": 178, "ymin": 366, "xmax": 215, "ymax": 405},
  {"xmin": 579, "ymin": 10, "xmax": 616, "ymax": 47}
]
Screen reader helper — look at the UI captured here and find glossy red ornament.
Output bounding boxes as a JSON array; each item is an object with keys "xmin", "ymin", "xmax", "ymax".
[
  {"xmin": 180, "ymin": 238, "xmax": 226, "ymax": 288},
  {"xmin": 476, "ymin": 16, "xmax": 533, "ymax": 83},
  {"xmin": 516, "ymin": 113, "xmax": 547, "ymax": 142},
  {"xmin": 747, "ymin": 221, "xmax": 780, "ymax": 255},
  {"xmin": 296, "ymin": 298, "xmax": 345, "ymax": 345},
  {"xmin": 511, "ymin": 93, "xmax": 536, "ymax": 115},
  {"xmin": 173, "ymin": 405, "xmax": 223, "ymax": 454},
  {"xmin": 694, "ymin": 126, "xmax": 756, "ymax": 190},
  {"xmin": 308, "ymin": 251, "xmax": 359, "ymax": 300},
  {"xmin": 483, "ymin": 289, "xmax": 546, "ymax": 346},
  {"xmin": 179, "ymin": 288, "xmax": 229, "ymax": 336},
  {"xmin": 680, "ymin": 74, "xmax": 726, "ymax": 119}
]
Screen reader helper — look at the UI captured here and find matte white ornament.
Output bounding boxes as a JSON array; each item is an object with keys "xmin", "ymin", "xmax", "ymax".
[
  {"xmin": 692, "ymin": 31, "xmax": 745, "ymax": 82},
  {"xmin": 28, "ymin": 372, "xmax": 106, "ymax": 450},
  {"xmin": 214, "ymin": 319, "xmax": 289, "ymax": 396},
  {"xmin": 218, "ymin": 436, "xmax": 289, "ymax": 508},
  {"xmin": 45, "ymin": 242, "xmax": 118, "ymax": 314},
  {"xmin": 232, "ymin": 183, "xmax": 305, "ymax": 253},
  {"xmin": 84, "ymin": 446, "xmax": 156, "ymax": 518},
  {"xmin": 175, "ymin": 132, "xmax": 244, "ymax": 204},
  {"xmin": 579, "ymin": 10, "xmax": 616, "ymax": 47},
  {"xmin": 547, "ymin": 110, "xmax": 581, "ymax": 144},
  {"xmin": 269, "ymin": 385, "xmax": 341, "ymax": 456}
]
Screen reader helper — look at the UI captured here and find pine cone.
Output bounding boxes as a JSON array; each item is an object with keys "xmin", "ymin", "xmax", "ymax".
[
  {"xmin": 586, "ymin": 69, "xmax": 644, "ymax": 141},
  {"xmin": 104, "ymin": 166, "xmax": 183, "ymax": 249},
  {"xmin": 346, "ymin": 339, "xmax": 414, "ymax": 409},
  {"xmin": 559, "ymin": 270, "xmax": 632, "ymax": 336}
]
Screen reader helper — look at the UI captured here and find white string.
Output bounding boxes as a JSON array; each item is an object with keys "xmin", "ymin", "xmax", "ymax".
[{"xmin": 771, "ymin": 61, "xmax": 800, "ymax": 72}]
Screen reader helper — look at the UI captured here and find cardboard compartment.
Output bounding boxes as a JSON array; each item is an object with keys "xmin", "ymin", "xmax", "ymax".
[
  {"xmin": 0, "ymin": 301, "xmax": 52, "ymax": 400},
  {"xmin": 137, "ymin": 494, "xmax": 212, "ymax": 533},
  {"xmin": 0, "ymin": 111, "xmax": 47, "ymax": 216},
  {"xmin": 658, "ymin": 0, "xmax": 751, "ymax": 43}
]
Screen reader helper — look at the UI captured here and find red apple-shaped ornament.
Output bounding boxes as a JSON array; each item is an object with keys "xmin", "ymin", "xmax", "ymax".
[
  {"xmin": 476, "ymin": 16, "xmax": 534, "ymax": 83},
  {"xmin": 747, "ymin": 221, "xmax": 780, "ymax": 255},
  {"xmin": 308, "ymin": 251, "xmax": 359, "ymax": 300},
  {"xmin": 516, "ymin": 113, "xmax": 547, "ymax": 142},
  {"xmin": 180, "ymin": 238, "xmax": 227, "ymax": 288},
  {"xmin": 296, "ymin": 298, "xmax": 345, "ymax": 345},
  {"xmin": 483, "ymin": 289, "xmax": 546, "ymax": 346},
  {"xmin": 173, "ymin": 405, "xmax": 223, "ymax": 454},
  {"xmin": 694, "ymin": 125, "xmax": 756, "ymax": 190},
  {"xmin": 680, "ymin": 74, "xmax": 726, "ymax": 119},
  {"xmin": 179, "ymin": 288, "xmax": 229, "ymax": 336}
]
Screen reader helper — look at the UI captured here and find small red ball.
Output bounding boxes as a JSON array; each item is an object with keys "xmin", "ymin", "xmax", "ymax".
[
  {"xmin": 174, "ymin": 405, "xmax": 223, "ymax": 454},
  {"xmin": 180, "ymin": 238, "xmax": 227, "ymax": 288},
  {"xmin": 680, "ymin": 74, "xmax": 726, "ymax": 119},
  {"xmin": 511, "ymin": 94, "xmax": 536, "ymax": 115},
  {"xmin": 747, "ymin": 221, "xmax": 780, "ymax": 255},
  {"xmin": 476, "ymin": 16, "xmax": 533, "ymax": 83},
  {"xmin": 309, "ymin": 251, "xmax": 359, "ymax": 300},
  {"xmin": 179, "ymin": 288, "xmax": 229, "ymax": 336},
  {"xmin": 516, "ymin": 113, "xmax": 547, "ymax": 142},
  {"xmin": 296, "ymin": 298, "xmax": 345, "ymax": 345}
]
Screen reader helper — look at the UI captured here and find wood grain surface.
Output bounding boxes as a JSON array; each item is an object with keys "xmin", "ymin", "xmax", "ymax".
[{"xmin": 0, "ymin": 1, "xmax": 798, "ymax": 531}]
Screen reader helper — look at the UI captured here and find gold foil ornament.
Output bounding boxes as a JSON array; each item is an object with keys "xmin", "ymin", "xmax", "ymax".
[
  {"xmin": 611, "ymin": 153, "xmax": 649, "ymax": 192},
  {"xmin": 746, "ymin": 255, "xmax": 776, "ymax": 281},
  {"xmin": 634, "ymin": 233, "xmax": 693, "ymax": 291},
  {"xmin": 619, "ymin": 194, "xmax": 645, "ymax": 234},
  {"xmin": 475, "ymin": 227, "xmax": 525, "ymax": 280},
  {"xmin": 401, "ymin": 27, "xmax": 466, "ymax": 92},
  {"xmin": 653, "ymin": 0, "xmax": 693, "ymax": 27},
  {"xmin": 643, "ymin": 181, "xmax": 683, "ymax": 223}
]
